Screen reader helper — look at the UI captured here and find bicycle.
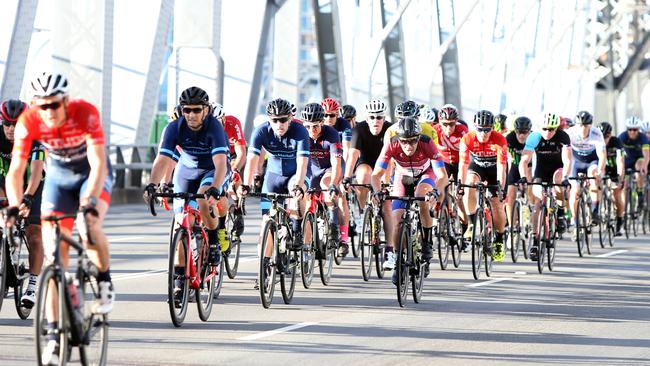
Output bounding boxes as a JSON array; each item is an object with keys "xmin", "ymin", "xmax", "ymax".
[
  {"xmin": 642, "ymin": 176, "xmax": 650, "ymax": 235},
  {"xmin": 509, "ymin": 182, "xmax": 533, "ymax": 263},
  {"xmin": 569, "ymin": 174, "xmax": 596, "ymax": 257},
  {"xmin": 34, "ymin": 213, "xmax": 108, "ymax": 366},
  {"xmin": 352, "ymin": 183, "xmax": 387, "ymax": 282},
  {"xmin": 435, "ymin": 178, "xmax": 463, "ymax": 270},
  {"xmin": 346, "ymin": 186, "xmax": 363, "ymax": 258},
  {"xmin": 149, "ymin": 190, "xmax": 222, "ymax": 327},
  {"xmin": 530, "ymin": 182, "xmax": 563, "ymax": 273},
  {"xmin": 0, "ymin": 214, "xmax": 33, "ymax": 319},
  {"xmin": 301, "ymin": 188, "xmax": 337, "ymax": 287},
  {"xmin": 459, "ymin": 182, "xmax": 501, "ymax": 280},
  {"xmin": 623, "ymin": 169, "xmax": 641, "ymax": 239},
  {"xmin": 224, "ymin": 197, "xmax": 245, "ymax": 279},
  {"xmin": 598, "ymin": 176, "xmax": 616, "ymax": 248},
  {"xmin": 386, "ymin": 195, "xmax": 428, "ymax": 307},
  {"xmin": 248, "ymin": 192, "xmax": 300, "ymax": 308}
]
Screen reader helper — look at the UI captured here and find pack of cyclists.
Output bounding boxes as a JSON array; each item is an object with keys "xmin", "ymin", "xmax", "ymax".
[{"xmin": 2, "ymin": 70, "xmax": 650, "ymax": 364}]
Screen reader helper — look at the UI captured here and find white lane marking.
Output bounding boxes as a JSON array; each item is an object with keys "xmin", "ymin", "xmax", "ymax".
[
  {"xmin": 239, "ymin": 257, "xmax": 258, "ymax": 263},
  {"xmin": 596, "ymin": 249, "xmax": 628, "ymax": 258},
  {"xmin": 466, "ymin": 277, "xmax": 513, "ymax": 288},
  {"xmin": 112, "ymin": 269, "xmax": 166, "ymax": 281},
  {"xmin": 109, "ymin": 236, "xmax": 144, "ymax": 242},
  {"xmin": 238, "ymin": 322, "xmax": 318, "ymax": 341},
  {"xmin": 514, "ymin": 271, "xmax": 527, "ymax": 275}
]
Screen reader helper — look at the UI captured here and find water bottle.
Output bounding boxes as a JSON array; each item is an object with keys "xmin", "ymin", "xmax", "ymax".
[
  {"xmin": 278, "ymin": 225, "xmax": 288, "ymax": 254},
  {"xmin": 190, "ymin": 231, "xmax": 199, "ymax": 261},
  {"xmin": 66, "ymin": 274, "xmax": 80, "ymax": 309}
]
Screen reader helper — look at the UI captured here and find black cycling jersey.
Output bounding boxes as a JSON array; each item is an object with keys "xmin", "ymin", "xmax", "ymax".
[{"xmin": 350, "ymin": 121, "xmax": 392, "ymax": 168}]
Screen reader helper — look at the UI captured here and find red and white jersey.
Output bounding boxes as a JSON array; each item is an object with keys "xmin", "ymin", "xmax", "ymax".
[
  {"xmin": 222, "ymin": 115, "xmax": 246, "ymax": 155},
  {"xmin": 459, "ymin": 130, "xmax": 507, "ymax": 168},
  {"xmin": 433, "ymin": 122, "xmax": 468, "ymax": 164},
  {"xmin": 377, "ymin": 135, "xmax": 445, "ymax": 177}
]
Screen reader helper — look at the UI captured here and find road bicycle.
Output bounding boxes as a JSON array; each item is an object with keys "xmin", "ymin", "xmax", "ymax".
[
  {"xmin": 569, "ymin": 174, "xmax": 596, "ymax": 257},
  {"xmin": 301, "ymin": 188, "xmax": 337, "ymax": 288},
  {"xmin": 0, "ymin": 214, "xmax": 33, "ymax": 319}
]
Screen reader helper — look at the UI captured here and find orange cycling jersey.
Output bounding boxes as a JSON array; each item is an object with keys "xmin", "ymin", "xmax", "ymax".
[{"xmin": 459, "ymin": 130, "xmax": 507, "ymax": 168}]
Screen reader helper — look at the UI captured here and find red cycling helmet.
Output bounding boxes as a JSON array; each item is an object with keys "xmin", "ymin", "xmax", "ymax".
[{"xmin": 321, "ymin": 97, "xmax": 341, "ymax": 113}]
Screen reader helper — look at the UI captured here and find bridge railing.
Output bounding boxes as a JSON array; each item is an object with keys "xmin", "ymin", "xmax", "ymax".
[{"xmin": 108, "ymin": 144, "xmax": 157, "ymax": 189}]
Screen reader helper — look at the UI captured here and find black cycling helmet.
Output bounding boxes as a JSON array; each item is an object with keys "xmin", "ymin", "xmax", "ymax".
[
  {"xmin": 300, "ymin": 103, "xmax": 325, "ymax": 122},
  {"xmin": 474, "ymin": 110, "xmax": 495, "ymax": 128},
  {"xmin": 179, "ymin": 86, "xmax": 209, "ymax": 106},
  {"xmin": 495, "ymin": 113, "xmax": 507, "ymax": 130},
  {"xmin": 266, "ymin": 98, "xmax": 293, "ymax": 116},
  {"xmin": 599, "ymin": 121, "xmax": 613, "ymax": 136},
  {"xmin": 396, "ymin": 117, "xmax": 422, "ymax": 139},
  {"xmin": 395, "ymin": 100, "xmax": 420, "ymax": 118},
  {"xmin": 514, "ymin": 116, "xmax": 532, "ymax": 132},
  {"xmin": 340, "ymin": 104, "xmax": 356, "ymax": 120},
  {"xmin": 575, "ymin": 110, "xmax": 593, "ymax": 125},
  {"xmin": 0, "ymin": 99, "xmax": 28, "ymax": 122}
]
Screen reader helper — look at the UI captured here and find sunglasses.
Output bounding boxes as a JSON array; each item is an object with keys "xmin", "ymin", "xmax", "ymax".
[
  {"xmin": 541, "ymin": 128, "xmax": 556, "ymax": 132},
  {"xmin": 324, "ymin": 113, "xmax": 337, "ymax": 118},
  {"xmin": 628, "ymin": 128, "xmax": 639, "ymax": 132},
  {"xmin": 182, "ymin": 107, "xmax": 204, "ymax": 114},
  {"xmin": 398, "ymin": 137, "xmax": 419, "ymax": 145},
  {"xmin": 38, "ymin": 101, "xmax": 62, "ymax": 111},
  {"xmin": 516, "ymin": 130, "xmax": 531, "ymax": 134},
  {"xmin": 270, "ymin": 116, "xmax": 291, "ymax": 124},
  {"xmin": 368, "ymin": 115, "xmax": 384, "ymax": 120},
  {"xmin": 477, "ymin": 127, "xmax": 492, "ymax": 133},
  {"xmin": 304, "ymin": 124, "xmax": 321, "ymax": 130},
  {"xmin": 442, "ymin": 122, "xmax": 456, "ymax": 127},
  {"xmin": 2, "ymin": 120, "xmax": 16, "ymax": 127}
]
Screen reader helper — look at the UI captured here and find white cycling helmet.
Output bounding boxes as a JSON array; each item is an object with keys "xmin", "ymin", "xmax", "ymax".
[
  {"xmin": 625, "ymin": 116, "xmax": 642, "ymax": 129},
  {"xmin": 365, "ymin": 99, "xmax": 386, "ymax": 114},
  {"xmin": 30, "ymin": 72, "xmax": 69, "ymax": 98},
  {"xmin": 211, "ymin": 103, "xmax": 225, "ymax": 119},
  {"xmin": 641, "ymin": 120, "xmax": 650, "ymax": 133}
]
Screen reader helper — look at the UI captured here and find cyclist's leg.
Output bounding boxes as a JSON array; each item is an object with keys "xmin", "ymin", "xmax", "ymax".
[
  {"xmin": 634, "ymin": 158, "xmax": 645, "ymax": 206},
  {"xmin": 505, "ymin": 164, "xmax": 520, "ymax": 226},
  {"xmin": 288, "ymin": 173, "xmax": 309, "ymax": 248},
  {"xmin": 569, "ymin": 159, "xmax": 586, "ymax": 223},
  {"xmin": 259, "ymin": 172, "xmax": 291, "ymax": 256},
  {"xmin": 198, "ymin": 168, "xmax": 230, "ymax": 260},
  {"xmin": 463, "ymin": 166, "xmax": 482, "ymax": 236},
  {"xmin": 415, "ymin": 174, "xmax": 436, "ymax": 260},
  {"xmin": 587, "ymin": 162, "xmax": 600, "ymax": 218},
  {"xmin": 613, "ymin": 176, "xmax": 625, "ymax": 233},
  {"xmin": 354, "ymin": 163, "xmax": 372, "ymax": 207},
  {"xmin": 552, "ymin": 167, "xmax": 568, "ymax": 230},
  {"xmin": 22, "ymin": 181, "xmax": 45, "ymax": 305}
]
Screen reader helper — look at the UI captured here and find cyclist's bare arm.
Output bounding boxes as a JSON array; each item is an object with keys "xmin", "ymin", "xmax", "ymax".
[
  {"xmin": 520, "ymin": 151, "xmax": 533, "ymax": 182},
  {"xmin": 211, "ymin": 153, "xmax": 227, "ymax": 190},
  {"xmin": 344, "ymin": 148, "xmax": 360, "ymax": 179},
  {"xmin": 84, "ymin": 143, "xmax": 108, "ymax": 203},
  {"xmin": 25, "ymin": 159, "xmax": 45, "ymax": 195},
  {"xmin": 243, "ymin": 153, "xmax": 260, "ymax": 187},
  {"xmin": 6, "ymin": 156, "xmax": 28, "ymax": 207},
  {"xmin": 562, "ymin": 146, "xmax": 572, "ymax": 178},
  {"xmin": 596, "ymin": 147, "xmax": 606, "ymax": 175},
  {"xmin": 294, "ymin": 156, "xmax": 309, "ymax": 191},
  {"xmin": 149, "ymin": 155, "xmax": 175, "ymax": 185},
  {"xmin": 232, "ymin": 143, "xmax": 247, "ymax": 171},
  {"xmin": 330, "ymin": 154, "xmax": 342, "ymax": 185}
]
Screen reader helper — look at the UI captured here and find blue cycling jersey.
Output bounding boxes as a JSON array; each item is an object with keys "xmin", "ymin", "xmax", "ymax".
[
  {"xmin": 309, "ymin": 125, "xmax": 342, "ymax": 174},
  {"xmin": 332, "ymin": 117, "xmax": 352, "ymax": 143},
  {"xmin": 618, "ymin": 131, "xmax": 649, "ymax": 165},
  {"xmin": 158, "ymin": 115, "xmax": 229, "ymax": 170},
  {"xmin": 250, "ymin": 121, "xmax": 311, "ymax": 176}
]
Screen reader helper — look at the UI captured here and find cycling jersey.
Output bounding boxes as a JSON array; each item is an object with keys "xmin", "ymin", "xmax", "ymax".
[
  {"xmin": 505, "ymin": 131, "xmax": 532, "ymax": 185},
  {"xmin": 523, "ymin": 129, "xmax": 571, "ymax": 167},
  {"xmin": 0, "ymin": 128, "xmax": 45, "ymax": 183},
  {"xmin": 567, "ymin": 125, "xmax": 605, "ymax": 162},
  {"xmin": 377, "ymin": 135, "xmax": 445, "ymax": 177},
  {"xmin": 350, "ymin": 121, "xmax": 392, "ymax": 168},
  {"xmin": 605, "ymin": 136, "xmax": 624, "ymax": 179},
  {"xmin": 309, "ymin": 125, "xmax": 342, "ymax": 174},
  {"xmin": 433, "ymin": 123, "xmax": 467, "ymax": 164},
  {"xmin": 618, "ymin": 131, "xmax": 649, "ymax": 167},
  {"xmin": 159, "ymin": 115, "xmax": 229, "ymax": 170},
  {"xmin": 459, "ymin": 131, "xmax": 507, "ymax": 169},
  {"xmin": 250, "ymin": 121, "xmax": 310, "ymax": 177},
  {"xmin": 222, "ymin": 115, "xmax": 246, "ymax": 156},
  {"xmin": 330, "ymin": 117, "xmax": 352, "ymax": 143},
  {"xmin": 386, "ymin": 122, "xmax": 439, "ymax": 145}
]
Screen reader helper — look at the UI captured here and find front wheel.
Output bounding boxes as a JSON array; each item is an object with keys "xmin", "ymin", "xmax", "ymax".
[
  {"xmin": 317, "ymin": 213, "xmax": 334, "ymax": 286},
  {"xmin": 396, "ymin": 224, "xmax": 409, "ymax": 307},
  {"xmin": 471, "ymin": 211, "xmax": 484, "ymax": 280},
  {"xmin": 168, "ymin": 229, "xmax": 190, "ymax": 327},
  {"xmin": 196, "ymin": 247, "xmax": 216, "ymax": 322},
  {"xmin": 0, "ymin": 240, "xmax": 7, "ymax": 312},
  {"xmin": 300, "ymin": 212, "xmax": 316, "ymax": 289},
  {"xmin": 259, "ymin": 220, "xmax": 278, "ymax": 309},
  {"xmin": 576, "ymin": 200, "xmax": 587, "ymax": 257},
  {"xmin": 280, "ymin": 250, "xmax": 298, "ymax": 304},
  {"xmin": 35, "ymin": 266, "xmax": 68, "ymax": 366},
  {"xmin": 360, "ymin": 209, "xmax": 373, "ymax": 281},
  {"xmin": 509, "ymin": 201, "xmax": 521, "ymax": 263},
  {"xmin": 436, "ymin": 208, "xmax": 450, "ymax": 270},
  {"xmin": 537, "ymin": 207, "xmax": 547, "ymax": 274}
]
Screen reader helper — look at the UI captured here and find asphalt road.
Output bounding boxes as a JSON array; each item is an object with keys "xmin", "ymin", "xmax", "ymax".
[{"xmin": 1, "ymin": 202, "xmax": 649, "ymax": 365}]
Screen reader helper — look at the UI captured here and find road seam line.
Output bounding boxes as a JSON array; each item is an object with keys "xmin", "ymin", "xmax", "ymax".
[
  {"xmin": 466, "ymin": 277, "xmax": 513, "ymax": 288},
  {"xmin": 110, "ymin": 236, "xmax": 145, "ymax": 242},
  {"xmin": 238, "ymin": 322, "xmax": 318, "ymax": 341},
  {"xmin": 595, "ymin": 249, "xmax": 628, "ymax": 258}
]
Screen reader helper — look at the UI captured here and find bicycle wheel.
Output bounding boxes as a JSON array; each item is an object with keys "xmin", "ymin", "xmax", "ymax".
[
  {"xmin": 624, "ymin": 185, "xmax": 631, "ymax": 239},
  {"xmin": 360, "ymin": 208, "xmax": 373, "ymax": 281},
  {"xmin": 483, "ymin": 207, "xmax": 494, "ymax": 278},
  {"xmin": 605, "ymin": 195, "xmax": 615, "ymax": 248},
  {"xmin": 575, "ymin": 200, "xmax": 587, "ymax": 257},
  {"xmin": 537, "ymin": 206, "xmax": 547, "ymax": 274},
  {"xmin": 374, "ymin": 215, "xmax": 386, "ymax": 279},
  {"xmin": 471, "ymin": 210, "xmax": 484, "ymax": 280},
  {"xmin": 259, "ymin": 219, "xmax": 278, "ymax": 309},
  {"xmin": 12, "ymin": 231, "xmax": 31, "ymax": 319},
  {"xmin": 79, "ymin": 271, "xmax": 108, "ymax": 366},
  {"xmin": 450, "ymin": 206, "xmax": 462, "ymax": 268},
  {"xmin": 224, "ymin": 206, "xmax": 241, "ymax": 279},
  {"xmin": 411, "ymin": 225, "xmax": 425, "ymax": 304},
  {"xmin": 280, "ymin": 248, "xmax": 297, "ymax": 305},
  {"xmin": 437, "ymin": 207, "xmax": 450, "ymax": 270},
  {"xmin": 396, "ymin": 224, "xmax": 409, "ymax": 307},
  {"xmin": 584, "ymin": 197, "xmax": 593, "ymax": 255},
  {"xmin": 300, "ymin": 212, "xmax": 316, "ymax": 289},
  {"xmin": 211, "ymin": 260, "xmax": 225, "ymax": 300},
  {"xmin": 168, "ymin": 229, "xmax": 190, "ymax": 327},
  {"xmin": 317, "ymin": 212, "xmax": 334, "ymax": 286},
  {"xmin": 35, "ymin": 266, "xmax": 68, "ymax": 366},
  {"xmin": 349, "ymin": 194, "xmax": 361, "ymax": 258},
  {"xmin": 0, "ymin": 240, "xmax": 6, "ymax": 312},
  {"xmin": 196, "ymin": 240, "xmax": 216, "ymax": 322},
  {"xmin": 509, "ymin": 200, "xmax": 521, "ymax": 263},
  {"xmin": 597, "ymin": 196, "xmax": 606, "ymax": 249},
  {"xmin": 547, "ymin": 210, "xmax": 557, "ymax": 272}
]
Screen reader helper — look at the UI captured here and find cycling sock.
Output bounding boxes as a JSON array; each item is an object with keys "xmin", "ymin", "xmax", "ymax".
[
  {"xmin": 47, "ymin": 322, "xmax": 58, "ymax": 341},
  {"xmin": 591, "ymin": 201, "xmax": 599, "ymax": 214},
  {"xmin": 557, "ymin": 207, "xmax": 565, "ymax": 217},
  {"xmin": 217, "ymin": 216, "xmax": 226, "ymax": 229},
  {"xmin": 495, "ymin": 231, "xmax": 504, "ymax": 243},
  {"xmin": 340, "ymin": 225, "xmax": 348, "ymax": 242},
  {"xmin": 290, "ymin": 218, "xmax": 302, "ymax": 235},
  {"xmin": 28, "ymin": 274, "xmax": 38, "ymax": 287},
  {"xmin": 328, "ymin": 206, "xmax": 339, "ymax": 226},
  {"xmin": 469, "ymin": 214, "xmax": 477, "ymax": 225},
  {"xmin": 616, "ymin": 216, "xmax": 623, "ymax": 226},
  {"xmin": 423, "ymin": 226, "xmax": 433, "ymax": 244},
  {"xmin": 207, "ymin": 229, "xmax": 218, "ymax": 245},
  {"xmin": 97, "ymin": 269, "xmax": 111, "ymax": 283}
]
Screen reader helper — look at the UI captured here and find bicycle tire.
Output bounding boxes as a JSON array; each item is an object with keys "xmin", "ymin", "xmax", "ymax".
[
  {"xmin": 360, "ymin": 209, "xmax": 373, "ymax": 281},
  {"xmin": 280, "ymin": 249, "xmax": 297, "ymax": 304},
  {"xmin": 196, "ymin": 235, "xmax": 216, "ymax": 321},
  {"xmin": 259, "ymin": 220, "xmax": 277, "ymax": 309},
  {"xmin": 79, "ymin": 270, "xmax": 108, "ymax": 366},
  {"xmin": 35, "ymin": 265, "xmax": 68, "ymax": 366},
  {"xmin": 537, "ymin": 206, "xmax": 547, "ymax": 274},
  {"xmin": 575, "ymin": 199, "xmax": 586, "ymax": 257},
  {"xmin": 168, "ymin": 229, "xmax": 190, "ymax": 327},
  {"xmin": 437, "ymin": 207, "xmax": 450, "ymax": 270},
  {"xmin": 0, "ymin": 239, "xmax": 7, "ymax": 312},
  {"xmin": 12, "ymin": 231, "xmax": 31, "ymax": 319},
  {"xmin": 471, "ymin": 210, "xmax": 484, "ymax": 280},
  {"xmin": 224, "ymin": 206, "xmax": 241, "ymax": 279},
  {"xmin": 483, "ymin": 206, "xmax": 494, "ymax": 278},
  {"xmin": 349, "ymin": 193, "xmax": 361, "ymax": 258},
  {"xmin": 316, "ymin": 210, "xmax": 334, "ymax": 285},
  {"xmin": 624, "ymin": 182, "xmax": 631, "ymax": 239},
  {"xmin": 374, "ymin": 215, "xmax": 386, "ymax": 279},
  {"xmin": 547, "ymin": 210, "xmax": 557, "ymax": 272},
  {"xmin": 412, "ymin": 224, "xmax": 425, "ymax": 304},
  {"xmin": 605, "ymin": 195, "xmax": 615, "ymax": 248},
  {"xmin": 211, "ymin": 260, "xmax": 224, "ymax": 300},
  {"xmin": 598, "ymin": 193, "xmax": 606, "ymax": 249},
  {"xmin": 300, "ymin": 212, "xmax": 316, "ymax": 288},
  {"xmin": 450, "ymin": 206, "xmax": 462, "ymax": 268},
  {"xmin": 510, "ymin": 200, "xmax": 521, "ymax": 263},
  {"xmin": 396, "ymin": 223, "xmax": 409, "ymax": 307}
]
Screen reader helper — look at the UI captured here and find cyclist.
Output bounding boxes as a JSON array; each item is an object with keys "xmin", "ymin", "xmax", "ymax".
[
  {"xmin": 520, "ymin": 113, "xmax": 572, "ymax": 259},
  {"xmin": 567, "ymin": 110, "xmax": 606, "ymax": 227},
  {"xmin": 494, "ymin": 113, "xmax": 509, "ymax": 135},
  {"xmin": 433, "ymin": 104, "xmax": 468, "ymax": 180},
  {"xmin": 599, "ymin": 122, "xmax": 625, "ymax": 235},
  {"xmin": 644, "ymin": 120, "xmax": 650, "ymax": 173},
  {"xmin": 144, "ymin": 87, "xmax": 230, "ymax": 300},
  {"xmin": 618, "ymin": 116, "xmax": 649, "ymax": 208},
  {"xmin": 301, "ymin": 103, "xmax": 344, "ymax": 249},
  {"xmin": 504, "ymin": 116, "xmax": 532, "ymax": 229},
  {"xmin": 421, "ymin": 106, "xmax": 439, "ymax": 126},
  {"xmin": 0, "ymin": 99, "xmax": 45, "ymax": 308},
  {"xmin": 342, "ymin": 99, "xmax": 395, "ymax": 267},
  {"xmin": 384, "ymin": 101, "xmax": 438, "ymax": 145},
  {"xmin": 340, "ymin": 104, "xmax": 357, "ymax": 128},
  {"xmin": 5, "ymin": 72, "xmax": 114, "ymax": 364},
  {"xmin": 458, "ymin": 110, "xmax": 508, "ymax": 261},
  {"xmin": 237, "ymin": 98, "xmax": 310, "ymax": 288},
  {"xmin": 372, "ymin": 117, "xmax": 448, "ymax": 284}
]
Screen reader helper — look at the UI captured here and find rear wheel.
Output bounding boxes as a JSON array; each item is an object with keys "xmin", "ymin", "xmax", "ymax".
[
  {"xmin": 35, "ymin": 266, "xmax": 68, "ymax": 366},
  {"xmin": 259, "ymin": 220, "xmax": 277, "ymax": 309},
  {"xmin": 300, "ymin": 212, "xmax": 316, "ymax": 289},
  {"xmin": 360, "ymin": 209, "xmax": 373, "ymax": 281},
  {"xmin": 317, "ymin": 211, "xmax": 334, "ymax": 285},
  {"xmin": 436, "ymin": 208, "xmax": 450, "ymax": 270},
  {"xmin": 396, "ymin": 224, "xmax": 409, "ymax": 307},
  {"xmin": 510, "ymin": 201, "xmax": 521, "ymax": 263},
  {"xmin": 280, "ymin": 248, "xmax": 298, "ymax": 304},
  {"xmin": 0, "ymin": 239, "xmax": 7, "ymax": 312},
  {"xmin": 168, "ymin": 229, "xmax": 190, "ymax": 327}
]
